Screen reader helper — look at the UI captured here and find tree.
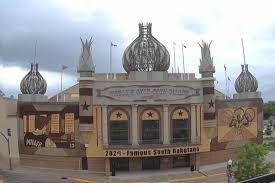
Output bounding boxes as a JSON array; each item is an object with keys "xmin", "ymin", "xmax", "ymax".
[
  {"xmin": 266, "ymin": 120, "xmax": 273, "ymax": 136},
  {"xmin": 234, "ymin": 141, "xmax": 273, "ymax": 181},
  {"xmin": 263, "ymin": 101, "xmax": 275, "ymax": 119},
  {"xmin": 0, "ymin": 89, "xmax": 5, "ymax": 97}
]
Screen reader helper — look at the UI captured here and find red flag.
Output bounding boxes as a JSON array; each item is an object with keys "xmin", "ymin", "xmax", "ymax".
[{"xmin": 61, "ymin": 65, "xmax": 68, "ymax": 70}]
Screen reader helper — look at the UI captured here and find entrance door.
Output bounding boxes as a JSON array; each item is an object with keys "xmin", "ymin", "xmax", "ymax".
[
  {"xmin": 81, "ymin": 157, "xmax": 88, "ymax": 170},
  {"xmin": 111, "ymin": 158, "xmax": 129, "ymax": 171},
  {"xmin": 173, "ymin": 155, "xmax": 190, "ymax": 168},
  {"xmin": 142, "ymin": 157, "xmax": 160, "ymax": 170}
]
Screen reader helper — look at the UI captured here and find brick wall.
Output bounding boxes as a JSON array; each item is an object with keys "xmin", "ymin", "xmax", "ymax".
[
  {"xmin": 20, "ymin": 154, "xmax": 81, "ymax": 170},
  {"xmin": 200, "ymin": 148, "xmax": 236, "ymax": 165},
  {"xmin": 87, "ymin": 157, "xmax": 105, "ymax": 172}
]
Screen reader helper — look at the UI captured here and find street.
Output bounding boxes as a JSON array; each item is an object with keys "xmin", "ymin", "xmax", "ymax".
[
  {"xmin": 0, "ymin": 169, "xmax": 79, "ymax": 183},
  {"xmin": 0, "ymin": 168, "xmax": 229, "ymax": 183}
]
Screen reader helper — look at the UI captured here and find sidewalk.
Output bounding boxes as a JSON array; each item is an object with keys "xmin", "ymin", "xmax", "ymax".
[
  {"xmin": 1, "ymin": 151, "xmax": 275, "ymax": 183},
  {"xmin": 0, "ymin": 160, "xmax": 229, "ymax": 183}
]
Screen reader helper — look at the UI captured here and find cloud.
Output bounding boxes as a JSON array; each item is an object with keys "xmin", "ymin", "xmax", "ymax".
[
  {"xmin": 0, "ymin": 63, "xmax": 77, "ymax": 97},
  {"xmin": 1, "ymin": 0, "xmax": 275, "ymax": 101}
]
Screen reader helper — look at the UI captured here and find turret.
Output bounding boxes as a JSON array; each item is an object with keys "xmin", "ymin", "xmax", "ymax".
[{"xmin": 198, "ymin": 41, "xmax": 216, "ymax": 128}]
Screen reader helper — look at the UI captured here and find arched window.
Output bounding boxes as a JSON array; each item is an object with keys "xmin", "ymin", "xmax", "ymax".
[
  {"xmin": 109, "ymin": 109, "xmax": 129, "ymax": 145},
  {"xmin": 171, "ymin": 108, "xmax": 190, "ymax": 143},
  {"xmin": 141, "ymin": 109, "xmax": 160, "ymax": 144}
]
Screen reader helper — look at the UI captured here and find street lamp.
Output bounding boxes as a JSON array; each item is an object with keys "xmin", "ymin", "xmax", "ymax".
[{"xmin": 0, "ymin": 129, "xmax": 12, "ymax": 170}]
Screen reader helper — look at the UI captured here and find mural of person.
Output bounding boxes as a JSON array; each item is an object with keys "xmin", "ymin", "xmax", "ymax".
[{"xmin": 24, "ymin": 115, "xmax": 56, "ymax": 148}]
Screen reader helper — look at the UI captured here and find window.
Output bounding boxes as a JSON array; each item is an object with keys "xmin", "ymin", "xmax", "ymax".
[
  {"xmin": 171, "ymin": 108, "xmax": 190, "ymax": 143},
  {"xmin": 141, "ymin": 109, "xmax": 160, "ymax": 144},
  {"xmin": 109, "ymin": 110, "xmax": 129, "ymax": 145}
]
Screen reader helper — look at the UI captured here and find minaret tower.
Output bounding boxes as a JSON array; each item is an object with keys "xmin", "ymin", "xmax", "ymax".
[
  {"xmin": 198, "ymin": 41, "xmax": 216, "ymax": 128},
  {"xmin": 78, "ymin": 37, "xmax": 95, "ymax": 131}
]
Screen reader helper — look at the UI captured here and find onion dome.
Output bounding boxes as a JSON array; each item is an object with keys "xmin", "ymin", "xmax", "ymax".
[
  {"xmin": 20, "ymin": 63, "xmax": 47, "ymax": 94},
  {"xmin": 234, "ymin": 64, "xmax": 258, "ymax": 93},
  {"xmin": 122, "ymin": 23, "xmax": 170, "ymax": 72}
]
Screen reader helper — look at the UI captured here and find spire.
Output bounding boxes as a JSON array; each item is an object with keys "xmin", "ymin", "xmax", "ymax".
[
  {"xmin": 20, "ymin": 63, "xmax": 47, "ymax": 94},
  {"xmin": 234, "ymin": 39, "xmax": 258, "ymax": 93},
  {"xmin": 78, "ymin": 37, "xmax": 95, "ymax": 73},
  {"xmin": 122, "ymin": 23, "xmax": 170, "ymax": 72},
  {"xmin": 234, "ymin": 64, "xmax": 258, "ymax": 93},
  {"xmin": 198, "ymin": 40, "xmax": 215, "ymax": 77}
]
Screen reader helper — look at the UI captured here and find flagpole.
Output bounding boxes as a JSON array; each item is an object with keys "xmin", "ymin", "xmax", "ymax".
[
  {"xmin": 241, "ymin": 38, "xmax": 246, "ymax": 65},
  {"xmin": 110, "ymin": 41, "xmax": 112, "ymax": 79},
  {"xmin": 224, "ymin": 65, "xmax": 227, "ymax": 99},
  {"xmin": 34, "ymin": 40, "xmax": 37, "ymax": 64},
  {"xmin": 61, "ymin": 67, "xmax": 63, "ymax": 102},
  {"xmin": 181, "ymin": 43, "xmax": 186, "ymax": 74},
  {"xmin": 173, "ymin": 42, "xmax": 176, "ymax": 73},
  {"xmin": 227, "ymin": 77, "xmax": 231, "ymax": 97}
]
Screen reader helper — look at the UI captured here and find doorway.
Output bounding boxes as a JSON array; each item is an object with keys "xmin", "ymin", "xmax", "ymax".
[
  {"xmin": 173, "ymin": 155, "xmax": 190, "ymax": 168},
  {"xmin": 111, "ymin": 158, "xmax": 129, "ymax": 171},
  {"xmin": 142, "ymin": 157, "xmax": 160, "ymax": 170}
]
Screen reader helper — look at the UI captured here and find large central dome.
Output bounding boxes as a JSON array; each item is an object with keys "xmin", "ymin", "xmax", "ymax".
[{"xmin": 122, "ymin": 23, "xmax": 170, "ymax": 72}]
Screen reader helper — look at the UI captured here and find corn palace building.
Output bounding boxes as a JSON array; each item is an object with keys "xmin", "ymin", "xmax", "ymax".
[{"xmin": 17, "ymin": 23, "xmax": 263, "ymax": 174}]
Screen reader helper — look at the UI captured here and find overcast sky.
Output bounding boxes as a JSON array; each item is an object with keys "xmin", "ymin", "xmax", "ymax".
[{"xmin": 1, "ymin": 0, "xmax": 275, "ymax": 101}]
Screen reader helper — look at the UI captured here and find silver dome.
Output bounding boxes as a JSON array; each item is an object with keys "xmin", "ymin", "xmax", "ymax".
[
  {"xmin": 235, "ymin": 64, "xmax": 258, "ymax": 93},
  {"xmin": 20, "ymin": 63, "xmax": 47, "ymax": 94},
  {"xmin": 122, "ymin": 23, "xmax": 170, "ymax": 72}
]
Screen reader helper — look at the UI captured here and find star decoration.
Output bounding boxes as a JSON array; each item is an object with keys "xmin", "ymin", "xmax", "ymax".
[
  {"xmin": 178, "ymin": 110, "xmax": 183, "ymax": 116},
  {"xmin": 208, "ymin": 99, "xmax": 214, "ymax": 108},
  {"xmin": 147, "ymin": 111, "xmax": 153, "ymax": 118},
  {"xmin": 81, "ymin": 101, "xmax": 90, "ymax": 111},
  {"xmin": 116, "ymin": 112, "xmax": 122, "ymax": 118}
]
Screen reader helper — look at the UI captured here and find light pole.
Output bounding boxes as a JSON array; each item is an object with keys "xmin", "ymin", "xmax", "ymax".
[{"xmin": 0, "ymin": 129, "xmax": 12, "ymax": 170}]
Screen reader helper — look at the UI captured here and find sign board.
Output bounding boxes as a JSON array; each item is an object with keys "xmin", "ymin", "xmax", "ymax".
[
  {"xmin": 104, "ymin": 146, "xmax": 200, "ymax": 157},
  {"xmin": 50, "ymin": 114, "xmax": 60, "ymax": 133},
  {"xmin": 65, "ymin": 113, "xmax": 75, "ymax": 134},
  {"xmin": 94, "ymin": 82, "xmax": 201, "ymax": 104}
]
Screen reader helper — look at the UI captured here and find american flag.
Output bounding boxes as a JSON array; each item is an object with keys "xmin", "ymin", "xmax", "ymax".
[
  {"xmin": 61, "ymin": 65, "xmax": 68, "ymax": 70},
  {"xmin": 111, "ymin": 42, "xmax": 117, "ymax": 47}
]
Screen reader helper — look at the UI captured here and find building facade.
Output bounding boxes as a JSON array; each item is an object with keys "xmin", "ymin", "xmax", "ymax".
[{"xmin": 17, "ymin": 23, "xmax": 263, "ymax": 174}]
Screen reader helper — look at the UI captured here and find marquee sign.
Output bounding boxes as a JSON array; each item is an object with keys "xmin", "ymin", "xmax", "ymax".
[
  {"xmin": 104, "ymin": 146, "xmax": 200, "ymax": 157},
  {"xmin": 96, "ymin": 85, "xmax": 200, "ymax": 102}
]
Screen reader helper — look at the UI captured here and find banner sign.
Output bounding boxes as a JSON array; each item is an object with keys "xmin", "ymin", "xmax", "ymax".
[
  {"xmin": 65, "ymin": 113, "xmax": 75, "ymax": 134},
  {"xmin": 50, "ymin": 114, "xmax": 60, "ymax": 133},
  {"xmin": 96, "ymin": 85, "xmax": 200, "ymax": 102},
  {"xmin": 104, "ymin": 146, "xmax": 200, "ymax": 157}
]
